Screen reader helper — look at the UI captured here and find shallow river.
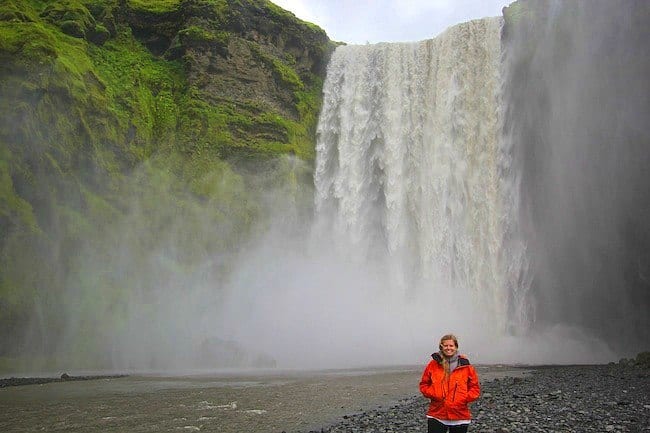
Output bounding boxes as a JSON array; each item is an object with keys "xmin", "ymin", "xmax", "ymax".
[{"xmin": 0, "ymin": 365, "xmax": 525, "ymax": 432}]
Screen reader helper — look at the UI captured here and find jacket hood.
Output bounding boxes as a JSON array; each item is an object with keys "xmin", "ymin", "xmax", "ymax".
[{"xmin": 431, "ymin": 352, "xmax": 471, "ymax": 366}]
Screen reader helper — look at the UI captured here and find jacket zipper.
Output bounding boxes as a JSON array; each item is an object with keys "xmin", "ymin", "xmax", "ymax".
[{"xmin": 452, "ymin": 383, "xmax": 458, "ymax": 401}]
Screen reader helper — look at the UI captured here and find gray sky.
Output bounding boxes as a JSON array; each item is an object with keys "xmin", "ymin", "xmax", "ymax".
[{"xmin": 273, "ymin": 0, "xmax": 512, "ymax": 44}]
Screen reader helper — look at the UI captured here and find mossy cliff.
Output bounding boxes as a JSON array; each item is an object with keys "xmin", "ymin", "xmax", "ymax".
[{"xmin": 0, "ymin": 0, "xmax": 335, "ymax": 370}]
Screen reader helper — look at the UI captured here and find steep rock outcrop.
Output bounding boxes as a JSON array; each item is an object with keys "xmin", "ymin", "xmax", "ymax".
[
  {"xmin": 0, "ymin": 0, "xmax": 335, "ymax": 368},
  {"xmin": 123, "ymin": 0, "xmax": 333, "ymax": 122},
  {"xmin": 501, "ymin": 0, "xmax": 650, "ymax": 350}
]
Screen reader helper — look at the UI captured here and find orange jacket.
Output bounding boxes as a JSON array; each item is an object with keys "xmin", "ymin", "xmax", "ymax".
[{"xmin": 419, "ymin": 353, "xmax": 481, "ymax": 420}]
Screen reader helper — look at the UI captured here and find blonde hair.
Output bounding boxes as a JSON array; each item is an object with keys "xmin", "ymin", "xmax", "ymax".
[{"xmin": 439, "ymin": 334, "xmax": 459, "ymax": 349}]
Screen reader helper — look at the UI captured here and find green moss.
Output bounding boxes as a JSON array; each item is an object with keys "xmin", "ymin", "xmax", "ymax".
[
  {"xmin": 0, "ymin": 21, "xmax": 56, "ymax": 59},
  {"xmin": 272, "ymin": 58, "xmax": 304, "ymax": 90},
  {"xmin": 180, "ymin": 24, "xmax": 216, "ymax": 41},
  {"xmin": 82, "ymin": 0, "xmax": 119, "ymax": 17},
  {"xmin": 0, "ymin": 0, "xmax": 39, "ymax": 23},
  {"xmin": 178, "ymin": 0, "xmax": 228, "ymax": 27},
  {"xmin": 211, "ymin": 0, "xmax": 228, "ymax": 22},
  {"xmin": 259, "ymin": 0, "xmax": 325, "ymax": 35},
  {"xmin": 178, "ymin": 25, "xmax": 229, "ymax": 48},
  {"xmin": 40, "ymin": 0, "xmax": 96, "ymax": 39},
  {"xmin": 0, "ymin": 18, "xmax": 119, "ymax": 188},
  {"xmin": 247, "ymin": 41, "xmax": 305, "ymax": 93},
  {"xmin": 0, "ymin": 148, "xmax": 38, "ymax": 232},
  {"xmin": 86, "ymin": 22, "xmax": 110, "ymax": 45},
  {"xmin": 127, "ymin": 0, "xmax": 181, "ymax": 14},
  {"xmin": 175, "ymin": 88, "xmax": 319, "ymax": 161},
  {"xmin": 88, "ymin": 28, "xmax": 186, "ymax": 160},
  {"xmin": 0, "ymin": 0, "xmax": 329, "ymax": 368},
  {"xmin": 292, "ymin": 80, "xmax": 322, "ymax": 159}
]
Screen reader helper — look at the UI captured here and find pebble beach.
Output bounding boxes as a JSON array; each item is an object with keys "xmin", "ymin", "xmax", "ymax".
[{"xmin": 304, "ymin": 364, "xmax": 650, "ymax": 433}]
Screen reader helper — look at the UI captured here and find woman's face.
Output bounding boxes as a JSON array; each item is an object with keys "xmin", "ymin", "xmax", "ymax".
[{"xmin": 440, "ymin": 339, "xmax": 458, "ymax": 357}]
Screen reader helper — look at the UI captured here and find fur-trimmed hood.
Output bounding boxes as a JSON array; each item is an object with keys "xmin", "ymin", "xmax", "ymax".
[{"xmin": 431, "ymin": 352, "xmax": 471, "ymax": 366}]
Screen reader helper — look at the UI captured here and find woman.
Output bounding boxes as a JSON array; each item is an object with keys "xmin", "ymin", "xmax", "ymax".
[{"xmin": 419, "ymin": 334, "xmax": 481, "ymax": 433}]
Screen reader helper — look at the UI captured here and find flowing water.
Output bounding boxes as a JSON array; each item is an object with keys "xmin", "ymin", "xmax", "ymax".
[
  {"xmin": 216, "ymin": 17, "xmax": 538, "ymax": 370},
  {"xmin": 314, "ymin": 17, "xmax": 530, "ymax": 334},
  {"xmin": 0, "ymin": 367, "xmax": 423, "ymax": 433},
  {"xmin": 312, "ymin": 0, "xmax": 650, "ymax": 356}
]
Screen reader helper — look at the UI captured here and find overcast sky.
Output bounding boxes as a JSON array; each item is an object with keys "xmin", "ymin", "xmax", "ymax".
[{"xmin": 272, "ymin": 0, "xmax": 512, "ymax": 44}]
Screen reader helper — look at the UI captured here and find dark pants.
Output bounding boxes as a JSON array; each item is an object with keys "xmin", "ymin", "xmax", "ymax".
[{"xmin": 427, "ymin": 417, "xmax": 469, "ymax": 433}]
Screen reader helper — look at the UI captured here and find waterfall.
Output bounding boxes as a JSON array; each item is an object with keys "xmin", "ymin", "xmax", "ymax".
[
  {"xmin": 220, "ymin": 2, "xmax": 647, "ymax": 367},
  {"xmin": 314, "ymin": 17, "xmax": 531, "ymax": 332}
]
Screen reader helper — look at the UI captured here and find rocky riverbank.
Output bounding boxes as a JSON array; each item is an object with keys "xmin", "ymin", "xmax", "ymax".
[
  {"xmin": 303, "ymin": 364, "xmax": 650, "ymax": 433},
  {"xmin": 0, "ymin": 373, "xmax": 128, "ymax": 388}
]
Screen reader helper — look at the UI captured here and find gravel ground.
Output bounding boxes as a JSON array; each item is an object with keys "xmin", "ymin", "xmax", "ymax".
[{"xmin": 303, "ymin": 364, "xmax": 650, "ymax": 433}]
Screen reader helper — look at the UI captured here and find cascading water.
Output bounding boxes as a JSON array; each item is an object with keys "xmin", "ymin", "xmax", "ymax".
[
  {"xmin": 314, "ymin": 17, "xmax": 531, "ymax": 334},
  {"xmin": 309, "ymin": 0, "xmax": 649, "ymax": 360},
  {"xmin": 217, "ymin": 18, "xmax": 544, "ymax": 368}
]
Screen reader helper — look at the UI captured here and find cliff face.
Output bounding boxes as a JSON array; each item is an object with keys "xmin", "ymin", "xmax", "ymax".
[
  {"xmin": 0, "ymin": 0, "xmax": 334, "ymax": 369},
  {"xmin": 125, "ymin": 0, "xmax": 333, "ymax": 148},
  {"xmin": 501, "ymin": 0, "xmax": 650, "ymax": 350}
]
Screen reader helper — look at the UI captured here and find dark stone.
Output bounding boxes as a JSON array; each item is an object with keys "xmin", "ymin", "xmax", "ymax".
[
  {"xmin": 59, "ymin": 20, "xmax": 86, "ymax": 38},
  {"xmin": 0, "ymin": 374, "xmax": 127, "ymax": 388},
  {"xmin": 635, "ymin": 352, "xmax": 650, "ymax": 369},
  {"xmin": 86, "ymin": 24, "xmax": 110, "ymax": 45}
]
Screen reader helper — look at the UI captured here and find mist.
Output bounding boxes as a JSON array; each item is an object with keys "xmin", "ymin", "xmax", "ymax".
[
  {"xmin": 215, "ymin": 209, "xmax": 619, "ymax": 368},
  {"xmin": 17, "ymin": 152, "xmax": 617, "ymax": 374}
]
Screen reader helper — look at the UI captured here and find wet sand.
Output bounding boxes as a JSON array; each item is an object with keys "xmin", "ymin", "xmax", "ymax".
[{"xmin": 0, "ymin": 365, "xmax": 527, "ymax": 432}]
